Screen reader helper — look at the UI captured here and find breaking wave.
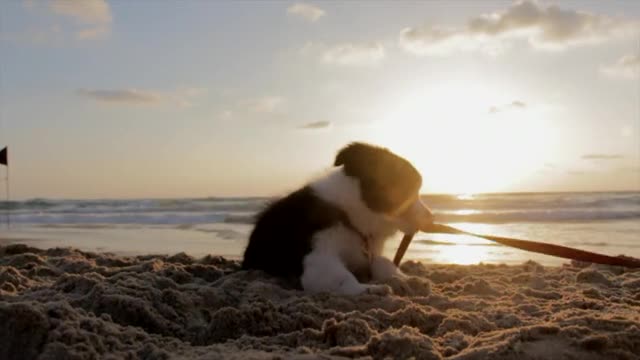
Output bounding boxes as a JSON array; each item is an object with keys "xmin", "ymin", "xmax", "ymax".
[{"xmin": 0, "ymin": 192, "xmax": 638, "ymax": 226}]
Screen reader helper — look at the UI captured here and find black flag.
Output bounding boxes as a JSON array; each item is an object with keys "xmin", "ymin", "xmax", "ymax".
[{"xmin": 0, "ymin": 147, "xmax": 6, "ymax": 166}]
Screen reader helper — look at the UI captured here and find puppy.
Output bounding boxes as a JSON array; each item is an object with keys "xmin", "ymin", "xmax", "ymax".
[{"xmin": 242, "ymin": 142, "xmax": 434, "ymax": 295}]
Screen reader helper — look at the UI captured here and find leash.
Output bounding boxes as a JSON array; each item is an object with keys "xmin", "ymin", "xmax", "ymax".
[{"xmin": 393, "ymin": 223, "xmax": 640, "ymax": 268}]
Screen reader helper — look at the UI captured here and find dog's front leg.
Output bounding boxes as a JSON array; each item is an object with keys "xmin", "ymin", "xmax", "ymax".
[
  {"xmin": 370, "ymin": 255, "xmax": 406, "ymax": 281},
  {"xmin": 301, "ymin": 252, "xmax": 390, "ymax": 295}
]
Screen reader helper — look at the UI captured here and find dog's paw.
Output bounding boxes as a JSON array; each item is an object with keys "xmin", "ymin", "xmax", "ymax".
[
  {"xmin": 379, "ymin": 275, "xmax": 432, "ymax": 297},
  {"xmin": 362, "ymin": 284, "xmax": 393, "ymax": 296},
  {"xmin": 393, "ymin": 270, "xmax": 409, "ymax": 279},
  {"xmin": 371, "ymin": 256, "xmax": 406, "ymax": 281},
  {"xmin": 381, "ymin": 275, "xmax": 413, "ymax": 296}
]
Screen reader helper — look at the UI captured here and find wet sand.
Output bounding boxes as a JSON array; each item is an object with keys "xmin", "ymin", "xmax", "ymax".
[{"xmin": 1, "ymin": 243, "xmax": 639, "ymax": 359}]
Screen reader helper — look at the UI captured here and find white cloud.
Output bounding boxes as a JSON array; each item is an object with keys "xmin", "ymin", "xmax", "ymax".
[
  {"xmin": 78, "ymin": 89, "xmax": 161, "ymax": 104},
  {"xmin": 77, "ymin": 87, "xmax": 205, "ymax": 107},
  {"xmin": 321, "ymin": 42, "xmax": 385, "ymax": 66},
  {"xmin": 287, "ymin": 3, "xmax": 325, "ymax": 22},
  {"xmin": 601, "ymin": 54, "xmax": 640, "ymax": 79},
  {"xmin": 75, "ymin": 26, "xmax": 109, "ymax": 40},
  {"xmin": 399, "ymin": 26, "xmax": 503, "ymax": 56},
  {"xmin": 49, "ymin": 0, "xmax": 112, "ymax": 24},
  {"xmin": 22, "ymin": 0, "xmax": 113, "ymax": 40},
  {"xmin": 399, "ymin": 0, "xmax": 638, "ymax": 56}
]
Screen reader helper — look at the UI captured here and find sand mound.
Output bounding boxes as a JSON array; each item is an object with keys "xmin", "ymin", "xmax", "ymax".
[{"xmin": 1, "ymin": 244, "xmax": 639, "ymax": 359}]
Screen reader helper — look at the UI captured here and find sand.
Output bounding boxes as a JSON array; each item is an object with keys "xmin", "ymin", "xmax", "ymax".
[{"xmin": 1, "ymin": 244, "xmax": 639, "ymax": 359}]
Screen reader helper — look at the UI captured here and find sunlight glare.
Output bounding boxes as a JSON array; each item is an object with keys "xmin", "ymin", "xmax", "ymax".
[
  {"xmin": 456, "ymin": 193, "xmax": 475, "ymax": 200},
  {"xmin": 368, "ymin": 81, "xmax": 557, "ymax": 194},
  {"xmin": 432, "ymin": 244, "xmax": 493, "ymax": 265},
  {"xmin": 413, "ymin": 230, "xmax": 498, "ymax": 265}
]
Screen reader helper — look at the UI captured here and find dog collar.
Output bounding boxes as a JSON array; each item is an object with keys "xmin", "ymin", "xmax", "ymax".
[{"xmin": 339, "ymin": 214, "xmax": 373, "ymax": 263}]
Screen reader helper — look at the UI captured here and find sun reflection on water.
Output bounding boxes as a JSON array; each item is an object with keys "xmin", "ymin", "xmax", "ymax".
[
  {"xmin": 456, "ymin": 193, "xmax": 476, "ymax": 200},
  {"xmin": 386, "ymin": 222, "xmax": 525, "ymax": 265},
  {"xmin": 430, "ymin": 244, "xmax": 493, "ymax": 265},
  {"xmin": 411, "ymin": 223, "xmax": 503, "ymax": 265}
]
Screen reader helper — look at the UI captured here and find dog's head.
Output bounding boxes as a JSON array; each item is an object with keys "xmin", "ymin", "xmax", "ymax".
[{"xmin": 334, "ymin": 142, "xmax": 434, "ymax": 233}]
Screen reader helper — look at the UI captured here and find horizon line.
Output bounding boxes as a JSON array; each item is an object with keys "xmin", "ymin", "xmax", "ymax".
[{"xmin": 4, "ymin": 189, "xmax": 640, "ymax": 202}]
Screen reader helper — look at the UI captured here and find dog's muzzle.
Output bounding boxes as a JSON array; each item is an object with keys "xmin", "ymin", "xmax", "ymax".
[{"xmin": 396, "ymin": 198, "xmax": 434, "ymax": 234}]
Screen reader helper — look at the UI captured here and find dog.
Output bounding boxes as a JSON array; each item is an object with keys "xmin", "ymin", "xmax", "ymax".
[{"xmin": 241, "ymin": 142, "xmax": 434, "ymax": 295}]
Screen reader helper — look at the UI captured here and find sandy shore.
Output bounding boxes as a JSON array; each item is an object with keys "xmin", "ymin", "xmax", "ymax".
[{"xmin": 1, "ymin": 244, "xmax": 639, "ymax": 359}]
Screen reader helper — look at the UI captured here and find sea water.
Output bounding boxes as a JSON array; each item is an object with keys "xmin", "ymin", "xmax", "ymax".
[{"xmin": 1, "ymin": 192, "xmax": 638, "ymax": 265}]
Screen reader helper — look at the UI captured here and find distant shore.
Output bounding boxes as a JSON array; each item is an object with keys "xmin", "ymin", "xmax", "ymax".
[{"xmin": 1, "ymin": 243, "xmax": 639, "ymax": 359}]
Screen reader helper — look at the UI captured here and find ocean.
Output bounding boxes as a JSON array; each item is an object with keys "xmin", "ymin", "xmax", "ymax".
[{"xmin": 1, "ymin": 192, "xmax": 639, "ymax": 266}]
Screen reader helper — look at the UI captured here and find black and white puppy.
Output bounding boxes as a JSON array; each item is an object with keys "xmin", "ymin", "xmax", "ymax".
[{"xmin": 242, "ymin": 142, "xmax": 434, "ymax": 295}]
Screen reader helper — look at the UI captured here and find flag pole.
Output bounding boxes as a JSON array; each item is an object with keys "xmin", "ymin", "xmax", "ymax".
[
  {"xmin": 1, "ymin": 146, "xmax": 8, "ymax": 229},
  {"xmin": 6, "ymin": 163, "xmax": 9, "ymax": 229}
]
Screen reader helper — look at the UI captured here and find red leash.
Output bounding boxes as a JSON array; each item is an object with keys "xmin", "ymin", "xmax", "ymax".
[{"xmin": 393, "ymin": 223, "xmax": 640, "ymax": 268}]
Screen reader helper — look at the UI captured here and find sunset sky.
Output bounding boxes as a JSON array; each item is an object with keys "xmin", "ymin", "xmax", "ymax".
[{"xmin": 1, "ymin": 0, "xmax": 639, "ymax": 199}]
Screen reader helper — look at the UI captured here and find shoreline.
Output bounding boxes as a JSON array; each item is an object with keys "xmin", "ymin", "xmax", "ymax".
[{"xmin": 1, "ymin": 244, "xmax": 639, "ymax": 359}]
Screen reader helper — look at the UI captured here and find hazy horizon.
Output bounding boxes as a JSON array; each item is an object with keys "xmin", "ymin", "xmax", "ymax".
[
  {"xmin": 1, "ymin": 0, "xmax": 639, "ymax": 199},
  {"xmin": 4, "ymin": 189, "xmax": 639, "ymax": 202}
]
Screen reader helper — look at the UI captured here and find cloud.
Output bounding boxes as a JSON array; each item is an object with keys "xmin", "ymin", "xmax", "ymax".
[
  {"xmin": 246, "ymin": 96, "xmax": 286, "ymax": 113},
  {"xmin": 399, "ymin": 26, "xmax": 502, "ymax": 56},
  {"xmin": 287, "ymin": 3, "xmax": 325, "ymax": 22},
  {"xmin": 601, "ymin": 54, "xmax": 640, "ymax": 79},
  {"xmin": 78, "ymin": 89, "xmax": 161, "ymax": 104},
  {"xmin": 49, "ymin": 0, "xmax": 111, "ymax": 24},
  {"xmin": 399, "ymin": 0, "xmax": 638, "ymax": 56},
  {"xmin": 489, "ymin": 100, "xmax": 527, "ymax": 114},
  {"xmin": 299, "ymin": 121, "xmax": 332, "ymax": 129},
  {"xmin": 322, "ymin": 43, "xmax": 385, "ymax": 66},
  {"xmin": 77, "ymin": 87, "xmax": 205, "ymax": 107},
  {"xmin": 21, "ymin": 0, "xmax": 112, "ymax": 41},
  {"xmin": 50, "ymin": 0, "xmax": 112, "ymax": 39},
  {"xmin": 76, "ymin": 26, "xmax": 109, "ymax": 40},
  {"xmin": 581, "ymin": 154, "xmax": 624, "ymax": 160}
]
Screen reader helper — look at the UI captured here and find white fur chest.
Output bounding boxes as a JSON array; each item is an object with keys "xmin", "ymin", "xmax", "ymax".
[
  {"xmin": 309, "ymin": 167, "xmax": 399, "ymax": 250},
  {"xmin": 311, "ymin": 224, "xmax": 370, "ymax": 274}
]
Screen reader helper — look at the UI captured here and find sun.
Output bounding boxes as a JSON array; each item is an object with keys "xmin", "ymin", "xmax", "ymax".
[{"xmin": 368, "ymin": 81, "xmax": 557, "ymax": 194}]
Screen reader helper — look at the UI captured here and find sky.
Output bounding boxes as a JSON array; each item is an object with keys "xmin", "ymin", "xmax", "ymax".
[{"xmin": 0, "ymin": 0, "xmax": 639, "ymax": 199}]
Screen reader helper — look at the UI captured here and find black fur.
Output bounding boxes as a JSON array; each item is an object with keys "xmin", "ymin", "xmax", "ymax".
[
  {"xmin": 335, "ymin": 142, "xmax": 422, "ymax": 214},
  {"xmin": 242, "ymin": 186, "xmax": 356, "ymax": 278},
  {"xmin": 242, "ymin": 142, "xmax": 423, "ymax": 283}
]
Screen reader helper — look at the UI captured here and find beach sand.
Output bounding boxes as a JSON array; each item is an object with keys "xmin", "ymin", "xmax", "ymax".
[{"xmin": 1, "ymin": 244, "xmax": 639, "ymax": 360}]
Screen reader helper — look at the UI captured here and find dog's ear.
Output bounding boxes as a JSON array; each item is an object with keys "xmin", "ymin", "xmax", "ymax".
[{"xmin": 334, "ymin": 142, "xmax": 377, "ymax": 167}]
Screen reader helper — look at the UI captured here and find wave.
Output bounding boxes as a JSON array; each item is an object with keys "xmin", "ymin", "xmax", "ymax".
[
  {"xmin": 421, "ymin": 192, "xmax": 640, "ymax": 211},
  {"xmin": 5, "ymin": 209, "xmax": 639, "ymax": 226},
  {"xmin": 8, "ymin": 213, "xmax": 227, "ymax": 225},
  {"xmin": 436, "ymin": 209, "xmax": 640, "ymax": 223},
  {"xmin": 1, "ymin": 192, "xmax": 638, "ymax": 226},
  {"xmin": 0, "ymin": 198, "xmax": 269, "ymax": 213}
]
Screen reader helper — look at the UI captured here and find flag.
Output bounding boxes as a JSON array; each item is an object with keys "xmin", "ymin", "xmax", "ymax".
[{"xmin": 0, "ymin": 147, "xmax": 6, "ymax": 166}]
